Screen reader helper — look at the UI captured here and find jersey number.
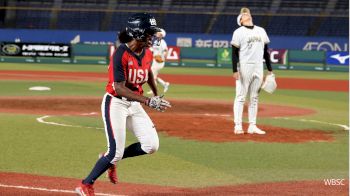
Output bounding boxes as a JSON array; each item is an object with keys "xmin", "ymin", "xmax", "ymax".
[{"xmin": 128, "ymin": 69, "xmax": 148, "ymax": 84}]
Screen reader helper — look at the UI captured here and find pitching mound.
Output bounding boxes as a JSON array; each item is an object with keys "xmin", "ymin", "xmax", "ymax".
[{"xmin": 0, "ymin": 97, "xmax": 332, "ymax": 143}]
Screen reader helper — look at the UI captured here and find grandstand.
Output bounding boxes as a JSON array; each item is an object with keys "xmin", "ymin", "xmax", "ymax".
[{"xmin": 0, "ymin": 0, "xmax": 348, "ymax": 36}]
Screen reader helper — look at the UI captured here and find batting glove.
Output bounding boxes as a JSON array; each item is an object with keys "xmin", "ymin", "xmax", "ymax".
[{"xmin": 145, "ymin": 95, "xmax": 171, "ymax": 112}]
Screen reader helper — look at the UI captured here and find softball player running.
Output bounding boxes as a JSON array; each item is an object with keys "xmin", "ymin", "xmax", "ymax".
[
  {"xmin": 75, "ymin": 13, "xmax": 171, "ymax": 196},
  {"xmin": 147, "ymin": 28, "xmax": 170, "ymax": 94},
  {"xmin": 231, "ymin": 7, "xmax": 273, "ymax": 135}
]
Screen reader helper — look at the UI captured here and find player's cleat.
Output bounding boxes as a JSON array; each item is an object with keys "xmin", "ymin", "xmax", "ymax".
[
  {"xmin": 234, "ymin": 125, "xmax": 244, "ymax": 134},
  {"xmin": 163, "ymin": 82, "xmax": 170, "ymax": 93},
  {"xmin": 247, "ymin": 125, "xmax": 266, "ymax": 134},
  {"xmin": 75, "ymin": 181, "xmax": 95, "ymax": 196},
  {"xmin": 107, "ymin": 164, "xmax": 118, "ymax": 184},
  {"xmin": 233, "ymin": 126, "xmax": 244, "ymax": 135},
  {"xmin": 99, "ymin": 153, "xmax": 118, "ymax": 184}
]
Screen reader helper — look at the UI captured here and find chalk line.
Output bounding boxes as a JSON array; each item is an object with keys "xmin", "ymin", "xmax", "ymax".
[
  {"xmin": 274, "ymin": 117, "xmax": 349, "ymax": 131},
  {"xmin": 0, "ymin": 183, "xmax": 124, "ymax": 196},
  {"xmin": 36, "ymin": 115, "xmax": 104, "ymax": 130}
]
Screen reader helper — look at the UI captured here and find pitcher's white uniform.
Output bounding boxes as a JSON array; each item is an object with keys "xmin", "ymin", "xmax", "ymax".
[
  {"xmin": 151, "ymin": 39, "xmax": 168, "ymax": 78},
  {"xmin": 231, "ymin": 25, "xmax": 270, "ymax": 129}
]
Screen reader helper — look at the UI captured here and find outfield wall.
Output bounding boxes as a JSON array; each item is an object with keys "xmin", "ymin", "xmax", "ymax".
[
  {"xmin": 0, "ymin": 43, "xmax": 348, "ymax": 72},
  {"xmin": 0, "ymin": 29, "xmax": 348, "ymax": 51}
]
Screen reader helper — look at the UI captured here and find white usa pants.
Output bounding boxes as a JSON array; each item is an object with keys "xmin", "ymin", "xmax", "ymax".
[
  {"xmin": 101, "ymin": 93, "xmax": 159, "ymax": 164},
  {"xmin": 233, "ymin": 64, "xmax": 263, "ymax": 127}
]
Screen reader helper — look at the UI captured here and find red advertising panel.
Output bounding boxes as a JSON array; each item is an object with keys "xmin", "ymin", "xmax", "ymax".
[
  {"xmin": 166, "ymin": 46, "xmax": 180, "ymax": 62},
  {"xmin": 269, "ymin": 49, "xmax": 288, "ymax": 65}
]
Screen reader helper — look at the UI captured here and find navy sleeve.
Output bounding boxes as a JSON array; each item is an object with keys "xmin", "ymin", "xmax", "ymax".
[
  {"xmin": 232, "ymin": 45, "xmax": 239, "ymax": 72},
  {"xmin": 113, "ymin": 45, "xmax": 127, "ymax": 82},
  {"xmin": 264, "ymin": 44, "xmax": 272, "ymax": 71}
]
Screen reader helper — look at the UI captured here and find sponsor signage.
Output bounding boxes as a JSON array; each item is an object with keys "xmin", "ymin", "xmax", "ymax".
[
  {"xmin": 166, "ymin": 46, "xmax": 180, "ymax": 62},
  {"xmin": 0, "ymin": 29, "xmax": 347, "ymax": 51},
  {"xmin": 269, "ymin": 49, "xmax": 288, "ymax": 65},
  {"xmin": 217, "ymin": 48, "xmax": 231, "ymax": 65},
  {"xmin": 326, "ymin": 51, "xmax": 349, "ymax": 66},
  {"xmin": 0, "ymin": 42, "xmax": 71, "ymax": 57},
  {"xmin": 216, "ymin": 48, "xmax": 288, "ymax": 66}
]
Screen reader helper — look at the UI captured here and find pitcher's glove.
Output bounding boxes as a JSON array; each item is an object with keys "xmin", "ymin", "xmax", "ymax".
[
  {"xmin": 145, "ymin": 95, "xmax": 171, "ymax": 112},
  {"xmin": 154, "ymin": 55, "xmax": 164, "ymax": 63},
  {"xmin": 261, "ymin": 73, "xmax": 277, "ymax": 94}
]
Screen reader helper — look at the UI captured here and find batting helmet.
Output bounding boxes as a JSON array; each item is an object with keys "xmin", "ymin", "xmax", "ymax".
[{"xmin": 126, "ymin": 13, "xmax": 161, "ymax": 41}]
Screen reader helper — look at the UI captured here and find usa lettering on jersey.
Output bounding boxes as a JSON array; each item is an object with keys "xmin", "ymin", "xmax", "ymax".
[{"xmin": 128, "ymin": 69, "xmax": 149, "ymax": 84}]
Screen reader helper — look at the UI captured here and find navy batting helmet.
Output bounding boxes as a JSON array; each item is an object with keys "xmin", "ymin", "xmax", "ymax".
[{"xmin": 126, "ymin": 13, "xmax": 160, "ymax": 41}]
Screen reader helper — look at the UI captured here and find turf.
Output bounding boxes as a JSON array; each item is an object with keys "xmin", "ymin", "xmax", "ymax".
[
  {"xmin": 0, "ymin": 114, "xmax": 347, "ymax": 187},
  {"xmin": 0, "ymin": 64, "xmax": 348, "ymax": 188}
]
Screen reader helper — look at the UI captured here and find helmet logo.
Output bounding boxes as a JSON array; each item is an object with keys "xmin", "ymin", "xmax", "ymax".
[{"xmin": 149, "ymin": 18, "xmax": 157, "ymax": 26}]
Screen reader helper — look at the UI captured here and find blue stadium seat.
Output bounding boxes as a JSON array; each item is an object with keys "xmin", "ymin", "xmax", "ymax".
[
  {"xmin": 162, "ymin": 14, "xmax": 210, "ymax": 33},
  {"xmin": 266, "ymin": 16, "xmax": 315, "ymax": 36},
  {"xmin": 15, "ymin": 10, "xmax": 50, "ymax": 29},
  {"xmin": 57, "ymin": 11, "xmax": 103, "ymax": 30},
  {"xmin": 317, "ymin": 17, "xmax": 348, "ymax": 36},
  {"xmin": 7, "ymin": 0, "xmax": 349, "ymax": 37}
]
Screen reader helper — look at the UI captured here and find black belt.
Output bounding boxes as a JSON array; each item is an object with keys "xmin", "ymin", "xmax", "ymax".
[{"xmin": 116, "ymin": 96, "xmax": 132, "ymax": 101}]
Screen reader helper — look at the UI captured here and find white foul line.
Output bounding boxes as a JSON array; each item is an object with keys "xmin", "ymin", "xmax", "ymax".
[
  {"xmin": 36, "ymin": 115, "xmax": 104, "ymax": 130},
  {"xmin": 37, "ymin": 115, "xmax": 349, "ymax": 132},
  {"xmin": 203, "ymin": 113, "xmax": 231, "ymax": 117},
  {"xmin": 274, "ymin": 117, "xmax": 349, "ymax": 131},
  {"xmin": 0, "ymin": 183, "xmax": 124, "ymax": 196}
]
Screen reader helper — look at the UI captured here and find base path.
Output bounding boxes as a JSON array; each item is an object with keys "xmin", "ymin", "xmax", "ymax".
[
  {"xmin": 0, "ymin": 70, "xmax": 348, "ymax": 92},
  {"xmin": 0, "ymin": 172, "xmax": 348, "ymax": 195}
]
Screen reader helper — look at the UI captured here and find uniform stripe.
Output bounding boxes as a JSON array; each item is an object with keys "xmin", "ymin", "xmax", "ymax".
[{"xmin": 103, "ymin": 95, "xmax": 116, "ymax": 162}]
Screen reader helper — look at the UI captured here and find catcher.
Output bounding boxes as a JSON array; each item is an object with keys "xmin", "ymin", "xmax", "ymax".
[{"xmin": 147, "ymin": 28, "xmax": 170, "ymax": 94}]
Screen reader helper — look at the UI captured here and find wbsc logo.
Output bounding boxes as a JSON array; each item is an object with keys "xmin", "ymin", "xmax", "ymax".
[{"xmin": 324, "ymin": 179, "xmax": 345, "ymax": 186}]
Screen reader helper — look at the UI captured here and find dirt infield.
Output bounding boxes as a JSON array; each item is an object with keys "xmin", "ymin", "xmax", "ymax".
[
  {"xmin": 0, "ymin": 70, "xmax": 348, "ymax": 91},
  {"xmin": 0, "ymin": 97, "xmax": 333, "ymax": 143},
  {"xmin": 0, "ymin": 172, "xmax": 348, "ymax": 195}
]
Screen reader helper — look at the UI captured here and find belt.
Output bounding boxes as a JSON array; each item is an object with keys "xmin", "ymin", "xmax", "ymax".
[
  {"xmin": 106, "ymin": 93, "xmax": 133, "ymax": 101},
  {"xmin": 116, "ymin": 96, "xmax": 133, "ymax": 101}
]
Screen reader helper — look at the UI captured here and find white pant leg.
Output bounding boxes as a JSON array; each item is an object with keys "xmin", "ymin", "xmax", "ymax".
[
  {"xmin": 151, "ymin": 60, "xmax": 165, "ymax": 80},
  {"xmin": 101, "ymin": 94, "xmax": 129, "ymax": 164},
  {"xmin": 233, "ymin": 77, "xmax": 248, "ymax": 127},
  {"xmin": 127, "ymin": 102, "xmax": 159, "ymax": 154},
  {"xmin": 248, "ymin": 73, "xmax": 263, "ymax": 125},
  {"xmin": 156, "ymin": 77, "xmax": 167, "ymax": 87}
]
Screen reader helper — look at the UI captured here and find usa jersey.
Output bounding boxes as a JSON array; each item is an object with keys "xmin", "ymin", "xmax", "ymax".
[{"xmin": 106, "ymin": 44, "xmax": 153, "ymax": 96}]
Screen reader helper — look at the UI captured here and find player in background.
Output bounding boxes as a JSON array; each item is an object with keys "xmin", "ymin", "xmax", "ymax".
[
  {"xmin": 147, "ymin": 28, "xmax": 170, "ymax": 94},
  {"xmin": 231, "ymin": 7, "xmax": 273, "ymax": 135},
  {"xmin": 75, "ymin": 13, "xmax": 171, "ymax": 196}
]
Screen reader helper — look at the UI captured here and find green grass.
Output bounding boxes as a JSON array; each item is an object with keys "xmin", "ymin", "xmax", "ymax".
[
  {"xmin": 0, "ymin": 114, "xmax": 347, "ymax": 187},
  {"xmin": 0, "ymin": 80, "xmax": 348, "ymax": 126},
  {"xmin": 0, "ymin": 62, "xmax": 107, "ymax": 72},
  {"xmin": 0, "ymin": 80, "xmax": 105, "ymax": 96}
]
